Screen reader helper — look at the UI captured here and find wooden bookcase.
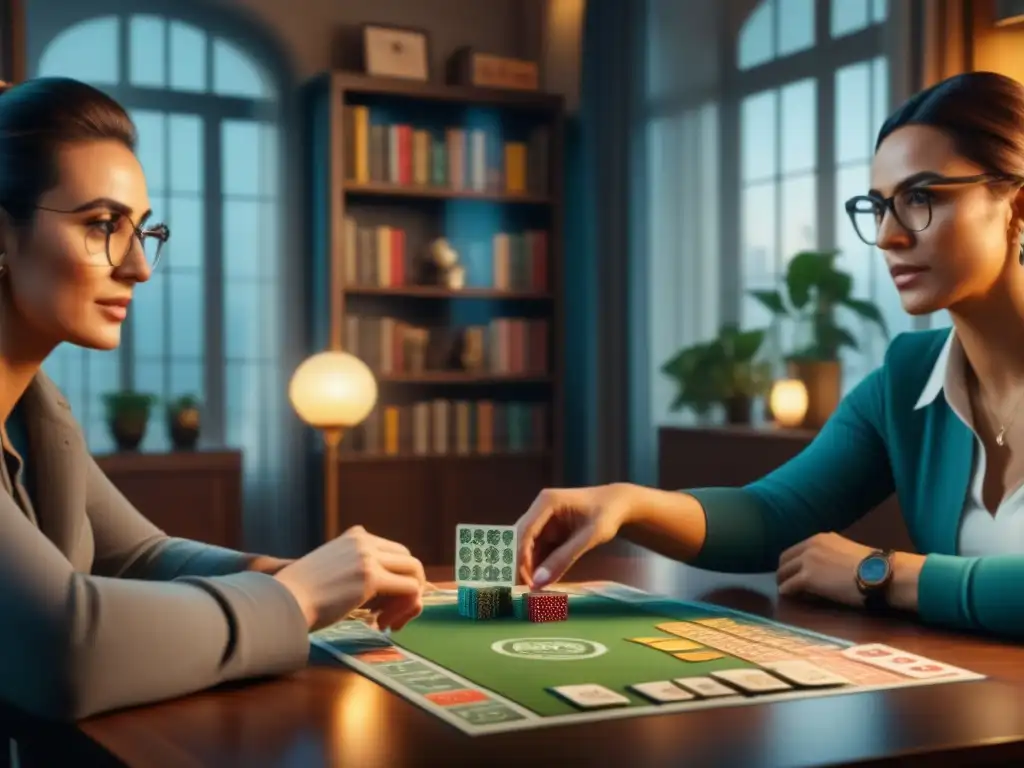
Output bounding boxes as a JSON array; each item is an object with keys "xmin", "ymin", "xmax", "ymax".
[{"xmin": 303, "ymin": 72, "xmax": 564, "ymax": 565}]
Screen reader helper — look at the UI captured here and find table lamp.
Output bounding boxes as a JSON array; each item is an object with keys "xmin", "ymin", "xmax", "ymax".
[
  {"xmin": 769, "ymin": 378, "xmax": 809, "ymax": 429},
  {"xmin": 289, "ymin": 351, "xmax": 377, "ymax": 539}
]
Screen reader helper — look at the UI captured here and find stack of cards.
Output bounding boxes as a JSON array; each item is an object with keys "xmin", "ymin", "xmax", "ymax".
[
  {"xmin": 455, "ymin": 524, "xmax": 517, "ymax": 587},
  {"xmin": 841, "ymin": 643, "xmax": 968, "ymax": 679},
  {"xmin": 549, "ymin": 683, "xmax": 630, "ymax": 709}
]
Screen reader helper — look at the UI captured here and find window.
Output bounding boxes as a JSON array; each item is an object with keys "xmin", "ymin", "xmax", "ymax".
[
  {"xmin": 34, "ymin": 14, "xmax": 283, "ymax": 475},
  {"xmin": 736, "ymin": 0, "xmax": 894, "ymax": 391}
]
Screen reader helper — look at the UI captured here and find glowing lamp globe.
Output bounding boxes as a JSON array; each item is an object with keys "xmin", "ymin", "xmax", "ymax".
[
  {"xmin": 769, "ymin": 378, "xmax": 809, "ymax": 429},
  {"xmin": 289, "ymin": 351, "xmax": 377, "ymax": 446}
]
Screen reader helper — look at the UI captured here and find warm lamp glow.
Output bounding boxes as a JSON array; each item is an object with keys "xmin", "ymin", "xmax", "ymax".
[
  {"xmin": 289, "ymin": 351, "xmax": 377, "ymax": 444},
  {"xmin": 770, "ymin": 378, "xmax": 808, "ymax": 428}
]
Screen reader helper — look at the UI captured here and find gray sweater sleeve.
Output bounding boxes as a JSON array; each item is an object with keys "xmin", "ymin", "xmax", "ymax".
[{"xmin": 0, "ymin": 457, "xmax": 310, "ymax": 722}]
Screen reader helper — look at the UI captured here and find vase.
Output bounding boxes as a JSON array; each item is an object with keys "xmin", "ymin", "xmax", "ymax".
[
  {"xmin": 723, "ymin": 395, "xmax": 752, "ymax": 425},
  {"xmin": 169, "ymin": 406, "xmax": 201, "ymax": 450},
  {"xmin": 110, "ymin": 414, "xmax": 148, "ymax": 452},
  {"xmin": 788, "ymin": 359, "xmax": 841, "ymax": 429}
]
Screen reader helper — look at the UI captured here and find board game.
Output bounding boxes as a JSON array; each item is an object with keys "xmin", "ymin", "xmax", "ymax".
[{"xmin": 311, "ymin": 580, "xmax": 986, "ymax": 736}]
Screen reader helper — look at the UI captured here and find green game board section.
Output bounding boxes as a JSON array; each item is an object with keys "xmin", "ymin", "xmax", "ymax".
[{"xmin": 389, "ymin": 595, "xmax": 759, "ymax": 717}]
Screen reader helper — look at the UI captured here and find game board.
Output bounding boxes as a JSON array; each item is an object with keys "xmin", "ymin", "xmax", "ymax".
[{"xmin": 311, "ymin": 580, "xmax": 986, "ymax": 736}]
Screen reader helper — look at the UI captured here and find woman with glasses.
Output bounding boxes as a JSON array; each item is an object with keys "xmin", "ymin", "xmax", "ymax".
[
  {"xmin": 0, "ymin": 78, "xmax": 425, "ymax": 722},
  {"xmin": 516, "ymin": 70, "xmax": 1024, "ymax": 640}
]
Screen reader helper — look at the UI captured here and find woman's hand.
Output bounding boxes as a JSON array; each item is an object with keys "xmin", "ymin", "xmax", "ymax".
[
  {"xmin": 776, "ymin": 532, "xmax": 874, "ymax": 607},
  {"xmin": 515, "ymin": 483, "xmax": 637, "ymax": 589},
  {"xmin": 274, "ymin": 526, "xmax": 426, "ymax": 632}
]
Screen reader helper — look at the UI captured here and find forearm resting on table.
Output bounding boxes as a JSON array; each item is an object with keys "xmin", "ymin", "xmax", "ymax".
[
  {"xmin": 888, "ymin": 551, "xmax": 925, "ymax": 612},
  {"xmin": 618, "ymin": 485, "xmax": 708, "ymax": 563}
]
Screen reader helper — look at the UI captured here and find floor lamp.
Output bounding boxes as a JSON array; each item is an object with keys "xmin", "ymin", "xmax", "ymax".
[{"xmin": 288, "ymin": 351, "xmax": 377, "ymax": 540}]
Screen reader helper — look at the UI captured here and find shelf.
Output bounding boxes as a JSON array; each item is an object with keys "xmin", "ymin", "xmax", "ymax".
[
  {"xmin": 338, "ymin": 450, "xmax": 551, "ymax": 463},
  {"xmin": 333, "ymin": 72, "xmax": 564, "ymax": 111},
  {"xmin": 376, "ymin": 372, "xmax": 550, "ymax": 384},
  {"xmin": 344, "ymin": 181, "xmax": 551, "ymax": 205},
  {"xmin": 345, "ymin": 286, "xmax": 552, "ymax": 300}
]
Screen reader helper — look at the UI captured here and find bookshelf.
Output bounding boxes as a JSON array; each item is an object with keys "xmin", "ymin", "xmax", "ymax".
[{"xmin": 304, "ymin": 72, "xmax": 564, "ymax": 563}]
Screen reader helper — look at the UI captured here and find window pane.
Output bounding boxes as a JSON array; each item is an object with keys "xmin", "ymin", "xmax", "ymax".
[
  {"xmin": 260, "ymin": 124, "xmax": 280, "ymax": 200},
  {"xmin": 741, "ymin": 90, "xmax": 777, "ymax": 182},
  {"xmin": 836, "ymin": 62, "xmax": 872, "ymax": 164},
  {"xmin": 260, "ymin": 276, "xmax": 281, "ymax": 355},
  {"xmin": 835, "ymin": 163, "xmax": 871, "ymax": 258},
  {"xmin": 223, "ymin": 199, "xmax": 261, "ymax": 280},
  {"xmin": 741, "ymin": 181, "xmax": 777, "ymax": 330},
  {"xmin": 132, "ymin": 110, "xmax": 166, "ymax": 194},
  {"xmin": 872, "ymin": 0, "xmax": 888, "ymax": 23},
  {"xmin": 169, "ymin": 114, "xmax": 203, "ymax": 195},
  {"xmin": 780, "ymin": 173, "xmax": 816, "ymax": 262},
  {"xmin": 132, "ymin": 264, "xmax": 167, "ymax": 357},
  {"xmin": 133, "ymin": 360, "xmax": 168, "ymax": 451},
  {"xmin": 222, "ymin": 120, "xmax": 261, "ymax": 196},
  {"xmin": 780, "ymin": 79, "xmax": 816, "ymax": 174},
  {"xmin": 86, "ymin": 411, "xmax": 116, "ymax": 455},
  {"xmin": 738, "ymin": 0, "xmax": 774, "ymax": 70},
  {"xmin": 169, "ymin": 359, "xmax": 203, "ymax": 399},
  {"xmin": 777, "ymin": 0, "xmax": 815, "ymax": 57},
  {"xmin": 170, "ymin": 21, "xmax": 207, "ymax": 92},
  {"xmin": 831, "ymin": 0, "xmax": 869, "ymax": 38},
  {"xmin": 225, "ymin": 361, "xmax": 262, "ymax": 447},
  {"xmin": 872, "ymin": 56, "xmax": 889, "ymax": 131},
  {"xmin": 37, "ymin": 17, "xmax": 120, "ymax": 84},
  {"xmin": 87, "ymin": 349, "xmax": 122, "ymax": 421},
  {"xmin": 168, "ymin": 269, "xmax": 204, "ymax": 359},
  {"xmin": 225, "ymin": 281, "xmax": 261, "ymax": 360},
  {"xmin": 213, "ymin": 38, "xmax": 269, "ymax": 99},
  {"xmin": 166, "ymin": 195, "xmax": 203, "ymax": 271},
  {"xmin": 260, "ymin": 201, "xmax": 279, "ymax": 279},
  {"xmin": 130, "ymin": 15, "xmax": 165, "ymax": 88}
]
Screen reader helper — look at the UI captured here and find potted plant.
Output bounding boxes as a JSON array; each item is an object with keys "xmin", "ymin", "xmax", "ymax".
[
  {"xmin": 661, "ymin": 324, "xmax": 773, "ymax": 424},
  {"xmin": 102, "ymin": 391, "xmax": 157, "ymax": 452},
  {"xmin": 167, "ymin": 394, "xmax": 201, "ymax": 450},
  {"xmin": 749, "ymin": 249, "xmax": 888, "ymax": 428}
]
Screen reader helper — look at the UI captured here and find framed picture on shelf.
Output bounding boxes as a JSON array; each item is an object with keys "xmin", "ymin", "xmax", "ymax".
[{"xmin": 362, "ymin": 24, "xmax": 429, "ymax": 81}]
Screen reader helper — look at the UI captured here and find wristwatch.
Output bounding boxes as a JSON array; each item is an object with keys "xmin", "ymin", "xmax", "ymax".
[{"xmin": 855, "ymin": 549, "xmax": 894, "ymax": 611}]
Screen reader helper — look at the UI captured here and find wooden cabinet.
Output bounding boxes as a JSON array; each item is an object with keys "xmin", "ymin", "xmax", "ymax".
[
  {"xmin": 657, "ymin": 426, "xmax": 914, "ymax": 553},
  {"xmin": 94, "ymin": 450, "xmax": 243, "ymax": 549}
]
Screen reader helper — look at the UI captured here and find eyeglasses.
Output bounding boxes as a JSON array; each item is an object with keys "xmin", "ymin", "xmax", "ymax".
[
  {"xmin": 34, "ymin": 204, "xmax": 170, "ymax": 270},
  {"xmin": 844, "ymin": 173, "xmax": 1021, "ymax": 246}
]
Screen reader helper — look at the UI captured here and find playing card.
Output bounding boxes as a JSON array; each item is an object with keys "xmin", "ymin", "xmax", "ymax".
[
  {"xmin": 672, "ymin": 676, "xmax": 739, "ymax": 698},
  {"xmin": 549, "ymin": 683, "xmax": 631, "ymax": 709},
  {"xmin": 841, "ymin": 643, "xmax": 904, "ymax": 665},
  {"xmin": 626, "ymin": 636, "xmax": 676, "ymax": 646},
  {"xmin": 629, "ymin": 681, "xmax": 696, "ymax": 703},
  {"xmin": 455, "ymin": 524, "xmax": 517, "ymax": 587},
  {"xmin": 872, "ymin": 652, "xmax": 966, "ymax": 679},
  {"xmin": 762, "ymin": 659, "xmax": 850, "ymax": 687},
  {"xmin": 649, "ymin": 639, "xmax": 704, "ymax": 653},
  {"xmin": 673, "ymin": 650, "xmax": 725, "ymax": 662},
  {"xmin": 712, "ymin": 669, "xmax": 793, "ymax": 694}
]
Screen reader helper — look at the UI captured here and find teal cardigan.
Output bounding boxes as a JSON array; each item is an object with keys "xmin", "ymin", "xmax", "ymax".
[{"xmin": 687, "ymin": 328, "xmax": 1023, "ymax": 638}]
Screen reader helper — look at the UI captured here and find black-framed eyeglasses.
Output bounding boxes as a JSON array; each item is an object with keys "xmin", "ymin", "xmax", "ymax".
[
  {"xmin": 844, "ymin": 173, "xmax": 1023, "ymax": 246},
  {"xmin": 34, "ymin": 204, "xmax": 170, "ymax": 270}
]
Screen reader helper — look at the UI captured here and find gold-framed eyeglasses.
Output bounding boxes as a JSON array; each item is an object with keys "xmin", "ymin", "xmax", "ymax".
[{"xmin": 34, "ymin": 203, "xmax": 170, "ymax": 270}]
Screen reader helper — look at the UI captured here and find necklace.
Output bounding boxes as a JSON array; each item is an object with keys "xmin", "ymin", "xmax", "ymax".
[{"xmin": 990, "ymin": 388, "xmax": 1024, "ymax": 446}]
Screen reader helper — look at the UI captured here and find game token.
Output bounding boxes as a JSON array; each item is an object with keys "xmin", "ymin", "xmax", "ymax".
[
  {"xmin": 629, "ymin": 681, "xmax": 696, "ymax": 703},
  {"xmin": 672, "ymin": 676, "xmax": 738, "ymax": 698},
  {"xmin": 762, "ymin": 660, "xmax": 850, "ymax": 688},
  {"xmin": 550, "ymin": 684, "xmax": 630, "ymax": 709},
  {"xmin": 526, "ymin": 591, "xmax": 568, "ymax": 622},
  {"xmin": 711, "ymin": 669, "xmax": 793, "ymax": 694},
  {"xmin": 458, "ymin": 585, "xmax": 502, "ymax": 620}
]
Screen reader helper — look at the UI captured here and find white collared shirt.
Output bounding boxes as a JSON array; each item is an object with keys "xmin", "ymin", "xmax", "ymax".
[{"xmin": 915, "ymin": 329, "xmax": 1024, "ymax": 556}]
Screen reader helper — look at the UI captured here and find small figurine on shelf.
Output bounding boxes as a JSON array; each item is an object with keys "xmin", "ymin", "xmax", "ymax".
[{"xmin": 421, "ymin": 237, "xmax": 465, "ymax": 289}]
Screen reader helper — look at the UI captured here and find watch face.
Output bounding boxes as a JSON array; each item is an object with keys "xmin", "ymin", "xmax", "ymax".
[{"xmin": 858, "ymin": 555, "xmax": 890, "ymax": 586}]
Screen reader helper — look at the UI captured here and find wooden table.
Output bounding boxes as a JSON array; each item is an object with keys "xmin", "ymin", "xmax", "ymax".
[{"xmin": 52, "ymin": 553, "xmax": 1024, "ymax": 767}]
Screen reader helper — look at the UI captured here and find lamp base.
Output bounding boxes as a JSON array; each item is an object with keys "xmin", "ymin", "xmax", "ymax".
[{"xmin": 321, "ymin": 427, "xmax": 345, "ymax": 448}]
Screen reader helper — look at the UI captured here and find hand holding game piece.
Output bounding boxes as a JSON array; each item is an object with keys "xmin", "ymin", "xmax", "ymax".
[
  {"xmin": 514, "ymin": 484, "xmax": 636, "ymax": 588},
  {"xmin": 274, "ymin": 525, "xmax": 426, "ymax": 632}
]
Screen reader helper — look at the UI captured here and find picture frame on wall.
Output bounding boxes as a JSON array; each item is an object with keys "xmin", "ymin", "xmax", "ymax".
[{"xmin": 362, "ymin": 24, "xmax": 429, "ymax": 81}]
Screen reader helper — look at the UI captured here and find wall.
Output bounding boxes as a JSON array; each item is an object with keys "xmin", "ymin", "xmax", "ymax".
[{"xmin": 974, "ymin": 0, "xmax": 1024, "ymax": 79}]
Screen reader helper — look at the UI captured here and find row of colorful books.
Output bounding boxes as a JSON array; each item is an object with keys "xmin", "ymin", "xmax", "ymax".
[
  {"xmin": 342, "ymin": 219, "xmax": 548, "ymax": 292},
  {"xmin": 342, "ymin": 105, "xmax": 549, "ymax": 195},
  {"xmin": 342, "ymin": 399, "xmax": 548, "ymax": 456},
  {"xmin": 344, "ymin": 315, "xmax": 548, "ymax": 377}
]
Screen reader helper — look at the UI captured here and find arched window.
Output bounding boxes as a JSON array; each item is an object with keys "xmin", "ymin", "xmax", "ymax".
[
  {"xmin": 736, "ymin": 0, "xmax": 895, "ymax": 391},
  {"xmin": 32, "ymin": 12, "xmax": 283, "ymax": 481}
]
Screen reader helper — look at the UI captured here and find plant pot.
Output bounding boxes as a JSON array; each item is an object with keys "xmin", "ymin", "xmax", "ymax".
[
  {"xmin": 788, "ymin": 359, "xmax": 841, "ymax": 429},
  {"xmin": 723, "ymin": 395, "xmax": 752, "ymax": 425},
  {"xmin": 110, "ymin": 413, "xmax": 148, "ymax": 452},
  {"xmin": 169, "ymin": 406, "xmax": 201, "ymax": 450}
]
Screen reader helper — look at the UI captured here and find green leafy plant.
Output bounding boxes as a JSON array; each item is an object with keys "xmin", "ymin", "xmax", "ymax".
[
  {"xmin": 661, "ymin": 324, "xmax": 773, "ymax": 416},
  {"xmin": 749, "ymin": 250, "xmax": 888, "ymax": 361},
  {"xmin": 102, "ymin": 391, "xmax": 157, "ymax": 420}
]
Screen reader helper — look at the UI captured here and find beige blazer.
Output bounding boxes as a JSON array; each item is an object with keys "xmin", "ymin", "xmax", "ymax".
[{"xmin": 0, "ymin": 373, "xmax": 309, "ymax": 721}]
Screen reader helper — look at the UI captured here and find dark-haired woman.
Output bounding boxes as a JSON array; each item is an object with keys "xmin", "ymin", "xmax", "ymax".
[
  {"xmin": 515, "ymin": 70, "xmax": 1024, "ymax": 639},
  {"xmin": 0, "ymin": 77, "xmax": 425, "ymax": 721}
]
